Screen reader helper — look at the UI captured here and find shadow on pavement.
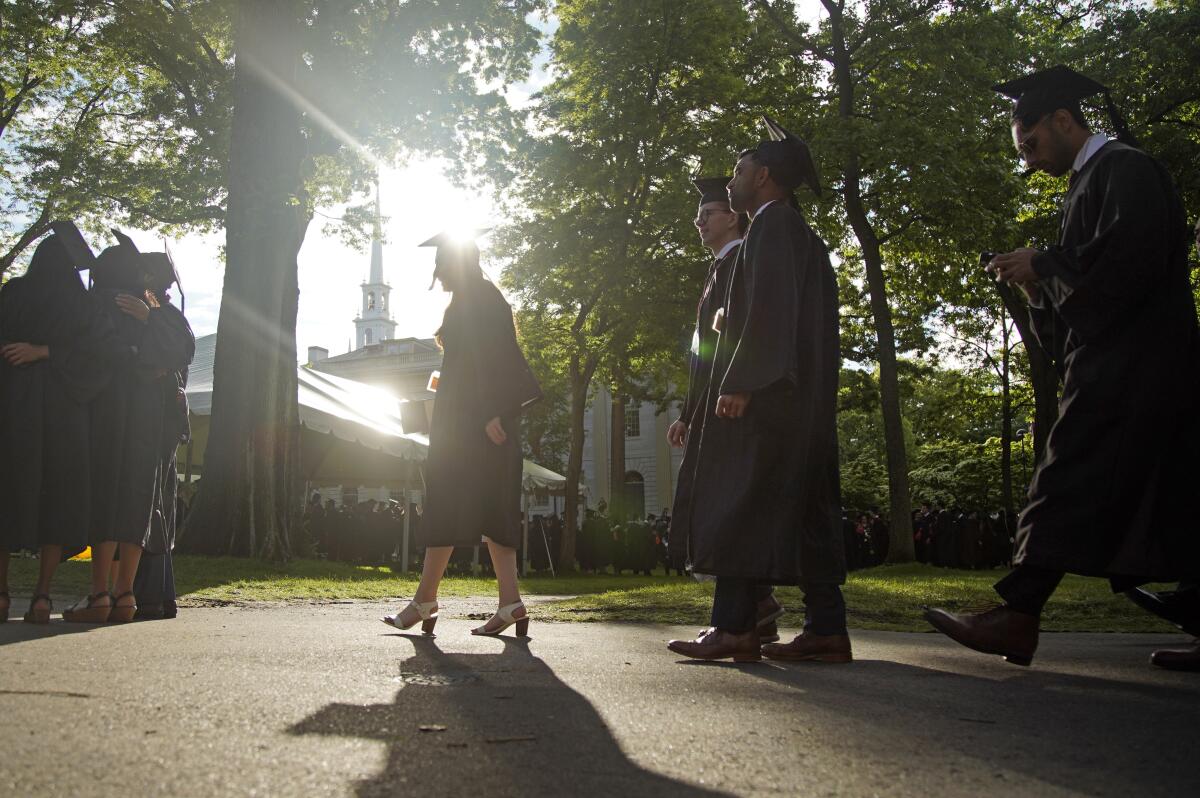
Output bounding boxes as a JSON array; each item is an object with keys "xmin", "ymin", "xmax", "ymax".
[
  {"xmin": 290, "ymin": 634, "xmax": 728, "ymax": 797},
  {"xmin": 0, "ymin": 600, "xmax": 107, "ymax": 645},
  {"xmin": 740, "ymin": 648, "xmax": 1200, "ymax": 797}
]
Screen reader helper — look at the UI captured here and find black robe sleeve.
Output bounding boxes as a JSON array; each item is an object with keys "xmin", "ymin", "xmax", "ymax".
[
  {"xmin": 1031, "ymin": 149, "xmax": 1177, "ymax": 342},
  {"xmin": 471, "ymin": 286, "xmax": 542, "ymax": 422},
  {"xmin": 720, "ymin": 206, "xmax": 801, "ymax": 395},
  {"xmin": 137, "ymin": 304, "xmax": 196, "ymax": 374}
]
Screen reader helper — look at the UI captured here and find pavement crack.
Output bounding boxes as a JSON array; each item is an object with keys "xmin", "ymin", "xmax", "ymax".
[{"xmin": 0, "ymin": 689, "xmax": 91, "ymax": 699}]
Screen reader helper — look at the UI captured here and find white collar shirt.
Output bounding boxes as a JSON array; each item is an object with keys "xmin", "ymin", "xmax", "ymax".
[
  {"xmin": 715, "ymin": 238, "xmax": 742, "ymax": 260},
  {"xmin": 1072, "ymin": 133, "xmax": 1111, "ymax": 173}
]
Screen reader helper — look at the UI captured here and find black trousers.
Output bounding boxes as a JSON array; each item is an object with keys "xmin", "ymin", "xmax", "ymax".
[
  {"xmin": 994, "ymin": 565, "xmax": 1064, "ymax": 615},
  {"xmin": 711, "ymin": 577, "xmax": 846, "ymax": 635}
]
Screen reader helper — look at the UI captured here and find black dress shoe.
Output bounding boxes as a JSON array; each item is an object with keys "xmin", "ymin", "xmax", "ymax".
[
  {"xmin": 1124, "ymin": 588, "xmax": 1200, "ymax": 637},
  {"xmin": 923, "ymin": 604, "xmax": 1039, "ymax": 666},
  {"xmin": 1150, "ymin": 643, "xmax": 1200, "ymax": 672}
]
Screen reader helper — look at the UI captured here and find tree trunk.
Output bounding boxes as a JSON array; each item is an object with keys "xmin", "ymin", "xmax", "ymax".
[
  {"xmin": 183, "ymin": 0, "xmax": 305, "ymax": 559},
  {"xmin": 609, "ymin": 390, "xmax": 626, "ymax": 516},
  {"xmin": 0, "ymin": 208, "xmax": 52, "ymax": 278},
  {"xmin": 827, "ymin": 6, "xmax": 914, "ymax": 561},
  {"xmin": 559, "ymin": 353, "xmax": 597, "ymax": 571}
]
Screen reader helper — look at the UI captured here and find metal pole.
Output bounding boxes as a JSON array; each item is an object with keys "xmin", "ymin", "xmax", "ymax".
[
  {"xmin": 401, "ymin": 489, "xmax": 411, "ymax": 573},
  {"xmin": 521, "ymin": 493, "xmax": 530, "ymax": 577},
  {"xmin": 541, "ymin": 519, "xmax": 556, "ymax": 578}
]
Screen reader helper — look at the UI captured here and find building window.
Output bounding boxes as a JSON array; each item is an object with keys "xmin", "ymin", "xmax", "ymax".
[
  {"xmin": 624, "ymin": 398, "xmax": 640, "ymax": 438},
  {"xmin": 365, "ymin": 329, "xmax": 373, "ymax": 344},
  {"xmin": 367, "ymin": 291, "xmax": 376, "ymax": 310},
  {"xmin": 381, "ymin": 293, "xmax": 387, "ymax": 311}
]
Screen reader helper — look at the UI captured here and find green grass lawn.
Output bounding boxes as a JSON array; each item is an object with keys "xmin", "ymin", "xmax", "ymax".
[{"xmin": 5, "ymin": 555, "xmax": 1180, "ymax": 632}]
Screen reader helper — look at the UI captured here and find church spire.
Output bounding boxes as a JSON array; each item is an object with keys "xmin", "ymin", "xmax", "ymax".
[
  {"xmin": 354, "ymin": 178, "xmax": 396, "ymax": 350},
  {"xmin": 368, "ymin": 181, "xmax": 384, "ymax": 285}
]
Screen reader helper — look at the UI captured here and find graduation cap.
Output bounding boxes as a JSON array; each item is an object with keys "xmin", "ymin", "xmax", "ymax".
[
  {"xmin": 751, "ymin": 115, "xmax": 822, "ymax": 198},
  {"xmin": 419, "ymin": 228, "xmax": 490, "ymax": 289},
  {"xmin": 692, "ymin": 176, "xmax": 732, "ymax": 207},
  {"xmin": 48, "ymin": 221, "xmax": 96, "ymax": 271},
  {"xmin": 993, "ymin": 64, "xmax": 1136, "ymax": 146},
  {"xmin": 110, "ymin": 228, "xmax": 139, "ymax": 251}
]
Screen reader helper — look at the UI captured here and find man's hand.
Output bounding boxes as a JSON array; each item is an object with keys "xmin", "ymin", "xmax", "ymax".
[
  {"xmin": 988, "ymin": 248, "xmax": 1040, "ymax": 285},
  {"xmin": 485, "ymin": 416, "xmax": 507, "ymax": 445},
  {"xmin": 115, "ymin": 292, "xmax": 151, "ymax": 323},
  {"xmin": 667, "ymin": 419, "xmax": 688, "ymax": 448},
  {"xmin": 715, "ymin": 392, "xmax": 751, "ymax": 419},
  {"xmin": 1, "ymin": 342, "xmax": 50, "ymax": 366}
]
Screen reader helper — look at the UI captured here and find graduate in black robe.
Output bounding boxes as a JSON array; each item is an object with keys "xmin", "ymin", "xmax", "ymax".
[
  {"xmin": 382, "ymin": 232, "xmax": 541, "ymax": 637},
  {"xmin": 668, "ymin": 176, "xmax": 746, "ymax": 558},
  {"xmin": 667, "ymin": 176, "xmax": 787, "ymax": 638},
  {"xmin": 132, "ymin": 252, "xmax": 194, "ymax": 619},
  {"xmin": 0, "ymin": 227, "xmax": 118, "ymax": 623},
  {"xmin": 925, "ymin": 66, "xmax": 1200, "ymax": 668},
  {"xmin": 668, "ymin": 118, "xmax": 848, "ymax": 664},
  {"xmin": 62, "ymin": 232, "xmax": 195, "ymax": 624}
]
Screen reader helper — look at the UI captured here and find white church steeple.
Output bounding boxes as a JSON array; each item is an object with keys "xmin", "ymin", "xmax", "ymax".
[{"xmin": 354, "ymin": 183, "xmax": 396, "ymax": 348}]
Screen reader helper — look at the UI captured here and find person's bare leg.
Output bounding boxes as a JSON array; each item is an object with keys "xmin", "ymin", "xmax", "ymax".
[
  {"xmin": 89, "ymin": 542, "xmax": 117, "ymax": 607},
  {"xmin": 113, "ymin": 543, "xmax": 142, "ymax": 607},
  {"xmin": 479, "ymin": 537, "xmax": 525, "ymax": 632},
  {"xmin": 33, "ymin": 545, "xmax": 62, "ymax": 613},
  {"xmin": 395, "ymin": 546, "xmax": 453, "ymax": 627}
]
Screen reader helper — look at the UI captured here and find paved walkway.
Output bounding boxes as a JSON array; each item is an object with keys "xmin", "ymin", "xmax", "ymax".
[{"xmin": 1, "ymin": 601, "xmax": 1196, "ymax": 797}]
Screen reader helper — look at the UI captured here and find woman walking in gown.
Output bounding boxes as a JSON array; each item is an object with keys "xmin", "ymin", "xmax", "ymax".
[{"xmin": 382, "ymin": 233, "xmax": 541, "ymax": 636}]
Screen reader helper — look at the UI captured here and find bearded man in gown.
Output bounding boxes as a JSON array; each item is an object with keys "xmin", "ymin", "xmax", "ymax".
[{"xmin": 924, "ymin": 66, "xmax": 1200, "ymax": 669}]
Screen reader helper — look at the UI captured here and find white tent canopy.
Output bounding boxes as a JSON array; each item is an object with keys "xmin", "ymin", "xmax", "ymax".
[{"xmin": 185, "ymin": 334, "xmax": 566, "ymax": 491}]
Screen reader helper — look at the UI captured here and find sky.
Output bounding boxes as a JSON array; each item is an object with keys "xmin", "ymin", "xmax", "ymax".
[
  {"xmin": 134, "ymin": 158, "xmax": 500, "ymax": 359},
  {"xmin": 127, "ymin": 2, "xmax": 829, "ymax": 361}
]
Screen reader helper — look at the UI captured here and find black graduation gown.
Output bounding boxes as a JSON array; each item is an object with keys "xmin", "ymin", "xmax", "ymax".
[
  {"xmin": 418, "ymin": 280, "xmax": 541, "ymax": 549},
  {"xmin": 676, "ymin": 202, "xmax": 845, "ymax": 585},
  {"xmin": 89, "ymin": 296, "xmax": 195, "ymax": 547},
  {"xmin": 0, "ymin": 244, "xmax": 119, "ymax": 553},
  {"xmin": 668, "ymin": 243, "xmax": 739, "ymax": 566},
  {"xmin": 1017, "ymin": 141, "xmax": 1200, "ymax": 584}
]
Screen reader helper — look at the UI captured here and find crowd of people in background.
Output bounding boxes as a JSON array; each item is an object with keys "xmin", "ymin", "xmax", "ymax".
[{"xmin": 302, "ymin": 493, "xmax": 1018, "ymax": 578}]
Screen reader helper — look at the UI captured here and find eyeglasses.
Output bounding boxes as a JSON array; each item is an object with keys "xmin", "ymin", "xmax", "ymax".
[
  {"xmin": 694, "ymin": 208, "xmax": 733, "ymax": 226},
  {"xmin": 1014, "ymin": 115, "xmax": 1049, "ymax": 162}
]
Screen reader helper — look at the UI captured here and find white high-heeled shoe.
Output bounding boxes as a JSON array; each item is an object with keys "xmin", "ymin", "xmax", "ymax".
[
  {"xmin": 382, "ymin": 600, "xmax": 438, "ymax": 634},
  {"xmin": 470, "ymin": 601, "xmax": 529, "ymax": 637}
]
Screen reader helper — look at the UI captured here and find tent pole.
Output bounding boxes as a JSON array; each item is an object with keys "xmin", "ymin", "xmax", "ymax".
[
  {"xmin": 541, "ymin": 517, "xmax": 556, "ymax": 578},
  {"xmin": 522, "ymin": 494, "xmax": 530, "ymax": 577},
  {"xmin": 401, "ymin": 488, "xmax": 411, "ymax": 573}
]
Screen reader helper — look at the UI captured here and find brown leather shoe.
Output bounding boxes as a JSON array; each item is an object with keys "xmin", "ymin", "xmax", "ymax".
[
  {"xmin": 668, "ymin": 628, "xmax": 761, "ymax": 662},
  {"xmin": 1150, "ymin": 643, "xmax": 1200, "ymax": 672},
  {"xmin": 762, "ymin": 632, "xmax": 852, "ymax": 663},
  {"xmin": 758, "ymin": 620, "xmax": 780, "ymax": 644},
  {"xmin": 923, "ymin": 604, "xmax": 1039, "ymax": 666}
]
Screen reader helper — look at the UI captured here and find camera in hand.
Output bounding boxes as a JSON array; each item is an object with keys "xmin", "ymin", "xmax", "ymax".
[{"xmin": 979, "ymin": 251, "xmax": 998, "ymax": 269}]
